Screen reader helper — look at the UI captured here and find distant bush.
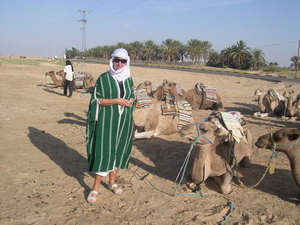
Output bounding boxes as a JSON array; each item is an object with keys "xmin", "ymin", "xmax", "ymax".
[{"xmin": 263, "ymin": 67, "xmax": 291, "ymax": 73}]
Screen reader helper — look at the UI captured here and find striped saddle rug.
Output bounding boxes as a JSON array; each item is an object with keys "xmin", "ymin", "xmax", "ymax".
[
  {"xmin": 177, "ymin": 101, "xmax": 192, "ymax": 130},
  {"xmin": 161, "ymin": 100, "xmax": 192, "ymax": 130},
  {"xmin": 135, "ymin": 88, "xmax": 152, "ymax": 109},
  {"xmin": 195, "ymin": 83, "xmax": 218, "ymax": 102}
]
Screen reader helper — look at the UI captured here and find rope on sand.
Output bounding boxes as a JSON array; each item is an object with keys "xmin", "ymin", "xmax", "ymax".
[{"xmin": 173, "ymin": 133, "xmax": 234, "ymax": 225}]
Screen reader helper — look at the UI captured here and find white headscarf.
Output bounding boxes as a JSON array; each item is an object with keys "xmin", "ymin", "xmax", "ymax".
[{"xmin": 109, "ymin": 48, "xmax": 130, "ymax": 82}]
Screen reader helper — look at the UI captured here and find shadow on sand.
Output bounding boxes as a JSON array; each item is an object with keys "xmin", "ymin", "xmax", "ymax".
[
  {"xmin": 27, "ymin": 126, "xmax": 91, "ymax": 193},
  {"xmin": 132, "ymin": 136, "xmax": 299, "ymax": 203}
]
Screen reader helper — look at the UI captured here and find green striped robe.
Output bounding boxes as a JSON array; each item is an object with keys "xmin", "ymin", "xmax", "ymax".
[{"xmin": 86, "ymin": 72, "xmax": 135, "ymax": 173}]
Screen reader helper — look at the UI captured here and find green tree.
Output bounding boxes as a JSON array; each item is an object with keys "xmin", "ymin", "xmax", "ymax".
[
  {"xmin": 249, "ymin": 48, "xmax": 267, "ymax": 70},
  {"xmin": 175, "ymin": 41, "xmax": 187, "ymax": 62},
  {"xmin": 220, "ymin": 40, "xmax": 252, "ymax": 69},
  {"xmin": 201, "ymin": 41, "xmax": 213, "ymax": 63},
  {"xmin": 220, "ymin": 47, "xmax": 234, "ymax": 68},
  {"xmin": 290, "ymin": 56, "xmax": 300, "ymax": 68},
  {"xmin": 207, "ymin": 51, "xmax": 221, "ymax": 67},
  {"xmin": 143, "ymin": 40, "xmax": 159, "ymax": 61},
  {"xmin": 102, "ymin": 45, "xmax": 114, "ymax": 60},
  {"xmin": 65, "ymin": 47, "xmax": 80, "ymax": 59},
  {"xmin": 230, "ymin": 40, "xmax": 252, "ymax": 69},
  {"xmin": 186, "ymin": 39, "xmax": 202, "ymax": 63},
  {"xmin": 161, "ymin": 38, "xmax": 178, "ymax": 61},
  {"xmin": 128, "ymin": 41, "xmax": 144, "ymax": 60}
]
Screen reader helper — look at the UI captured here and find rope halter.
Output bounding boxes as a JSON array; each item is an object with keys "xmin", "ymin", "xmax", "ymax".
[{"xmin": 190, "ymin": 123, "xmax": 215, "ymax": 146}]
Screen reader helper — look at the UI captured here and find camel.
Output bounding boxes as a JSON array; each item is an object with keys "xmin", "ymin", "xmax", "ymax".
[
  {"xmin": 45, "ymin": 70, "xmax": 64, "ymax": 87},
  {"xmin": 151, "ymin": 80, "xmax": 181, "ymax": 102},
  {"xmin": 178, "ymin": 83, "xmax": 223, "ymax": 111},
  {"xmin": 178, "ymin": 117, "xmax": 253, "ymax": 194},
  {"xmin": 133, "ymin": 100, "xmax": 194, "ymax": 139},
  {"xmin": 136, "ymin": 80, "xmax": 154, "ymax": 95},
  {"xmin": 136, "ymin": 80, "xmax": 223, "ymax": 111},
  {"xmin": 253, "ymin": 88, "xmax": 285, "ymax": 117},
  {"xmin": 56, "ymin": 70, "xmax": 65, "ymax": 78},
  {"xmin": 45, "ymin": 71, "xmax": 95, "ymax": 93},
  {"xmin": 255, "ymin": 128, "xmax": 300, "ymax": 189},
  {"xmin": 283, "ymin": 90, "xmax": 300, "ymax": 120}
]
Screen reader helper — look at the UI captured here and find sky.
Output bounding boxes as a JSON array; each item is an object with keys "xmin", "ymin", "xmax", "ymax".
[{"xmin": 0, "ymin": 0, "xmax": 299, "ymax": 67}]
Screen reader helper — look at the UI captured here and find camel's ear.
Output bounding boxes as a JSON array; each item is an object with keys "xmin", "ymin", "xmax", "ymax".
[{"xmin": 288, "ymin": 133, "xmax": 299, "ymax": 141}]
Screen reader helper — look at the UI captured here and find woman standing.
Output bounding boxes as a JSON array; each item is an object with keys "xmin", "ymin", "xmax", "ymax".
[
  {"xmin": 63, "ymin": 60, "xmax": 74, "ymax": 97},
  {"xmin": 86, "ymin": 48, "xmax": 135, "ymax": 203}
]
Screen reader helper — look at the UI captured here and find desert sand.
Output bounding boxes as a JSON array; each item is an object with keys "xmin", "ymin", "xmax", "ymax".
[{"xmin": 0, "ymin": 58, "xmax": 299, "ymax": 225}]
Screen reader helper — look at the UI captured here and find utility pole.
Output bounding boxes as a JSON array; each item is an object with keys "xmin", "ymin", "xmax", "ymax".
[
  {"xmin": 78, "ymin": 10, "xmax": 91, "ymax": 69},
  {"xmin": 295, "ymin": 39, "xmax": 300, "ymax": 78}
]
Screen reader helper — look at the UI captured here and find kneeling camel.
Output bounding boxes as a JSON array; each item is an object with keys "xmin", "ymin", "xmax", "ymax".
[
  {"xmin": 134, "ymin": 101, "xmax": 194, "ymax": 139},
  {"xmin": 178, "ymin": 120, "xmax": 253, "ymax": 194}
]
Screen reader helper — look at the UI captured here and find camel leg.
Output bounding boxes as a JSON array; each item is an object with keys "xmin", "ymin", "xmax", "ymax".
[
  {"xmin": 134, "ymin": 130, "xmax": 154, "ymax": 140},
  {"xmin": 260, "ymin": 113, "xmax": 269, "ymax": 117},
  {"xmin": 239, "ymin": 156, "xmax": 251, "ymax": 168},
  {"xmin": 219, "ymin": 171, "xmax": 232, "ymax": 194}
]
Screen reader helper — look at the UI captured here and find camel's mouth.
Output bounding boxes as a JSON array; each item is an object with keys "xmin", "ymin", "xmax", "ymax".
[
  {"xmin": 255, "ymin": 142, "xmax": 266, "ymax": 149},
  {"xmin": 179, "ymin": 133, "xmax": 188, "ymax": 138}
]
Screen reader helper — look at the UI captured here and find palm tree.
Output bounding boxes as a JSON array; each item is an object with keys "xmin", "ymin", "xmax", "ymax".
[
  {"xmin": 273, "ymin": 62, "xmax": 279, "ymax": 67},
  {"xmin": 143, "ymin": 40, "xmax": 159, "ymax": 61},
  {"xmin": 161, "ymin": 38, "xmax": 178, "ymax": 61},
  {"xmin": 227, "ymin": 40, "xmax": 252, "ymax": 69},
  {"xmin": 102, "ymin": 45, "xmax": 114, "ymax": 60},
  {"xmin": 128, "ymin": 41, "xmax": 143, "ymax": 60},
  {"xmin": 249, "ymin": 48, "xmax": 267, "ymax": 70},
  {"xmin": 186, "ymin": 39, "xmax": 202, "ymax": 63},
  {"xmin": 290, "ymin": 56, "xmax": 300, "ymax": 68},
  {"xmin": 201, "ymin": 41, "xmax": 213, "ymax": 63},
  {"xmin": 175, "ymin": 41, "xmax": 187, "ymax": 62},
  {"xmin": 170, "ymin": 40, "xmax": 186, "ymax": 62},
  {"xmin": 207, "ymin": 51, "xmax": 221, "ymax": 67},
  {"xmin": 220, "ymin": 47, "xmax": 234, "ymax": 68}
]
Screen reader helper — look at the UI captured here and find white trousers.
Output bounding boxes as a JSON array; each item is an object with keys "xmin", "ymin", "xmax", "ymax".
[{"xmin": 95, "ymin": 168, "xmax": 118, "ymax": 177}]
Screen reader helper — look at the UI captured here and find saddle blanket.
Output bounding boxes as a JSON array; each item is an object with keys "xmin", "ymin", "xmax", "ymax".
[
  {"xmin": 151, "ymin": 83, "xmax": 160, "ymax": 92},
  {"xmin": 268, "ymin": 89, "xmax": 285, "ymax": 101},
  {"xmin": 177, "ymin": 101, "xmax": 192, "ymax": 129},
  {"xmin": 73, "ymin": 72, "xmax": 93, "ymax": 86},
  {"xmin": 135, "ymin": 88, "xmax": 152, "ymax": 109},
  {"xmin": 195, "ymin": 83, "xmax": 218, "ymax": 102},
  {"xmin": 204, "ymin": 86, "xmax": 218, "ymax": 102},
  {"xmin": 220, "ymin": 111, "xmax": 245, "ymax": 143}
]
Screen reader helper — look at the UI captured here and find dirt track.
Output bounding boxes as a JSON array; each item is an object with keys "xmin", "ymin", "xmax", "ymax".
[{"xmin": 0, "ymin": 58, "xmax": 299, "ymax": 224}]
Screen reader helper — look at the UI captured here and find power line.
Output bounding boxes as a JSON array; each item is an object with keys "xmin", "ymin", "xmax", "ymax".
[
  {"xmin": 256, "ymin": 41, "xmax": 298, "ymax": 48},
  {"xmin": 88, "ymin": 0, "xmax": 147, "ymax": 28}
]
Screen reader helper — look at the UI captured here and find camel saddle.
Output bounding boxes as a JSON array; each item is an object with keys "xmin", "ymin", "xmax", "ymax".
[{"xmin": 195, "ymin": 83, "xmax": 218, "ymax": 102}]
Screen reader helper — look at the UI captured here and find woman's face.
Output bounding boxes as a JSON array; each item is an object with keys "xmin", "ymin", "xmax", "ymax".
[{"xmin": 113, "ymin": 57, "xmax": 127, "ymax": 71}]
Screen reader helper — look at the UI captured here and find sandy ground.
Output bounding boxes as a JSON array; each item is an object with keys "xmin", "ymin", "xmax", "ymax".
[{"xmin": 0, "ymin": 58, "xmax": 299, "ymax": 225}]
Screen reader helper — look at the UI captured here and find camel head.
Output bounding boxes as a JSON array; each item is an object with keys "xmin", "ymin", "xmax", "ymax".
[
  {"xmin": 255, "ymin": 128, "xmax": 300, "ymax": 152},
  {"xmin": 254, "ymin": 87, "xmax": 264, "ymax": 96},
  {"xmin": 162, "ymin": 81, "xmax": 178, "ymax": 100},
  {"xmin": 178, "ymin": 122, "xmax": 218, "ymax": 145},
  {"xmin": 56, "ymin": 70, "xmax": 66, "ymax": 78},
  {"xmin": 45, "ymin": 71, "xmax": 55, "ymax": 76},
  {"xmin": 283, "ymin": 90, "xmax": 294, "ymax": 98},
  {"xmin": 136, "ymin": 80, "xmax": 152, "ymax": 94}
]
